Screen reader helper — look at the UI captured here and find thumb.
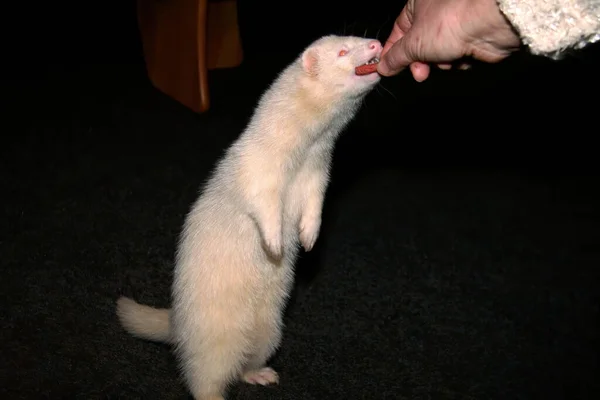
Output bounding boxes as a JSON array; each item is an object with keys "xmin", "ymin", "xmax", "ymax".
[{"xmin": 378, "ymin": 34, "xmax": 416, "ymax": 77}]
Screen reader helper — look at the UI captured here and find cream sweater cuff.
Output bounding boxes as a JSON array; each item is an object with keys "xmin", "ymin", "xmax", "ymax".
[{"xmin": 497, "ymin": 0, "xmax": 600, "ymax": 58}]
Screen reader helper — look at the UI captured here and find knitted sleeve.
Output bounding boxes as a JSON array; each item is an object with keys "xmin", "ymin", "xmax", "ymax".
[{"xmin": 496, "ymin": 0, "xmax": 600, "ymax": 58}]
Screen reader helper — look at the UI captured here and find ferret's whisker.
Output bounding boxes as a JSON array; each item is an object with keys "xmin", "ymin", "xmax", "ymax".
[
  {"xmin": 375, "ymin": 15, "xmax": 391, "ymax": 41},
  {"xmin": 377, "ymin": 82, "xmax": 397, "ymax": 101},
  {"xmin": 347, "ymin": 21, "xmax": 358, "ymax": 36}
]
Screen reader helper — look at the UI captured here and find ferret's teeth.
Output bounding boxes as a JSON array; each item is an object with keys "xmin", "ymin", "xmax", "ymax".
[{"xmin": 361, "ymin": 57, "xmax": 380, "ymax": 67}]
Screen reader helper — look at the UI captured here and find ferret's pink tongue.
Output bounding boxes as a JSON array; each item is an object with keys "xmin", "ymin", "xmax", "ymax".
[{"xmin": 355, "ymin": 63, "xmax": 379, "ymax": 76}]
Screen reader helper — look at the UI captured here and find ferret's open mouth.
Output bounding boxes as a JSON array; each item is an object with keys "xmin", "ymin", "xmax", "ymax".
[
  {"xmin": 355, "ymin": 57, "xmax": 380, "ymax": 76},
  {"xmin": 362, "ymin": 57, "xmax": 380, "ymax": 66}
]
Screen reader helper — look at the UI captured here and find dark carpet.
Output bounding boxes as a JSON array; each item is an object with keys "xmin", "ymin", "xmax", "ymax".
[{"xmin": 2, "ymin": 2, "xmax": 600, "ymax": 399}]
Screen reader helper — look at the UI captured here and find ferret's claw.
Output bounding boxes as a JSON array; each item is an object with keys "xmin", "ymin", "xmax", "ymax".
[
  {"xmin": 299, "ymin": 214, "xmax": 321, "ymax": 251},
  {"xmin": 262, "ymin": 235, "xmax": 283, "ymax": 260}
]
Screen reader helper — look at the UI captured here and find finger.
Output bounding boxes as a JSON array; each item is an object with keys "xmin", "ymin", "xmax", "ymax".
[
  {"xmin": 381, "ymin": 38, "xmax": 398, "ymax": 62},
  {"xmin": 410, "ymin": 62, "xmax": 430, "ymax": 82},
  {"xmin": 437, "ymin": 63, "xmax": 452, "ymax": 70},
  {"xmin": 378, "ymin": 29, "xmax": 419, "ymax": 77},
  {"xmin": 381, "ymin": 24, "xmax": 404, "ymax": 60},
  {"xmin": 458, "ymin": 63, "xmax": 471, "ymax": 70},
  {"xmin": 379, "ymin": 7, "xmax": 412, "ymax": 74},
  {"xmin": 382, "ymin": 6, "xmax": 413, "ymax": 54}
]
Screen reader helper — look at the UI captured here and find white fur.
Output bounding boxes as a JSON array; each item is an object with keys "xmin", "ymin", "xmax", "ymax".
[{"xmin": 116, "ymin": 35, "xmax": 382, "ymax": 400}]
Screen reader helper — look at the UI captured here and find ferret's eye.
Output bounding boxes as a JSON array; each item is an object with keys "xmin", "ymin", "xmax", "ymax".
[{"xmin": 338, "ymin": 49, "xmax": 348, "ymax": 57}]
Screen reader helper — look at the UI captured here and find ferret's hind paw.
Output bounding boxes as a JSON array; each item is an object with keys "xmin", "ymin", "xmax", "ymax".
[{"xmin": 242, "ymin": 367, "xmax": 279, "ymax": 386}]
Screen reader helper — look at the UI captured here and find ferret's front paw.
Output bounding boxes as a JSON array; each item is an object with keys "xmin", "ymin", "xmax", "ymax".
[
  {"xmin": 242, "ymin": 367, "xmax": 279, "ymax": 386},
  {"xmin": 262, "ymin": 230, "xmax": 283, "ymax": 260},
  {"xmin": 299, "ymin": 214, "xmax": 321, "ymax": 252}
]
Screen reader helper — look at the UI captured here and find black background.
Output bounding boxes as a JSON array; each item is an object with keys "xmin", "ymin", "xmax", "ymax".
[{"xmin": 2, "ymin": 1, "xmax": 599, "ymax": 399}]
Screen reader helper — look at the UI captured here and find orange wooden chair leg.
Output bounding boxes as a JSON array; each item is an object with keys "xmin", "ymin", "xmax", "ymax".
[
  {"xmin": 137, "ymin": 0, "xmax": 243, "ymax": 113},
  {"xmin": 206, "ymin": 0, "xmax": 244, "ymax": 71}
]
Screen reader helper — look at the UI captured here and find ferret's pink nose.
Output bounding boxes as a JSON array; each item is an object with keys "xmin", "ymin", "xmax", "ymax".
[{"xmin": 368, "ymin": 41, "xmax": 382, "ymax": 51}]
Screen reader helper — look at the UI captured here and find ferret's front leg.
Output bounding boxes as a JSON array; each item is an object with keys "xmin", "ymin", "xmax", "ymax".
[
  {"xmin": 299, "ymin": 187, "xmax": 324, "ymax": 252},
  {"xmin": 245, "ymin": 170, "xmax": 285, "ymax": 260},
  {"xmin": 297, "ymin": 147, "xmax": 333, "ymax": 252},
  {"xmin": 256, "ymin": 192, "xmax": 284, "ymax": 259}
]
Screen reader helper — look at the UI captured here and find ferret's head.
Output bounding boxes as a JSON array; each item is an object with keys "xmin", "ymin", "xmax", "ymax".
[{"xmin": 300, "ymin": 35, "xmax": 382, "ymax": 98}]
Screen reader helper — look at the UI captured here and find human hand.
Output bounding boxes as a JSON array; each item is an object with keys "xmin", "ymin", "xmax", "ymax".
[{"xmin": 377, "ymin": 0, "xmax": 522, "ymax": 81}]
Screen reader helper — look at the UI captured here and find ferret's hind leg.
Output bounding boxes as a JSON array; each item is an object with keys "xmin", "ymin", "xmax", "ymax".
[
  {"xmin": 241, "ymin": 314, "xmax": 283, "ymax": 386},
  {"xmin": 177, "ymin": 327, "xmax": 251, "ymax": 400}
]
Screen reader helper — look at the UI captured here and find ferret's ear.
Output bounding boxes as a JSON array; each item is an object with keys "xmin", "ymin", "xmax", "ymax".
[{"xmin": 301, "ymin": 48, "xmax": 319, "ymax": 77}]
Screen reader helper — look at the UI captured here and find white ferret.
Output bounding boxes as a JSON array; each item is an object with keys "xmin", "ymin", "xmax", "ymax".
[{"xmin": 116, "ymin": 35, "xmax": 382, "ymax": 400}]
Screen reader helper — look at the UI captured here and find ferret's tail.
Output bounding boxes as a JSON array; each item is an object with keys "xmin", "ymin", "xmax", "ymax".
[{"xmin": 116, "ymin": 296, "xmax": 172, "ymax": 344}]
